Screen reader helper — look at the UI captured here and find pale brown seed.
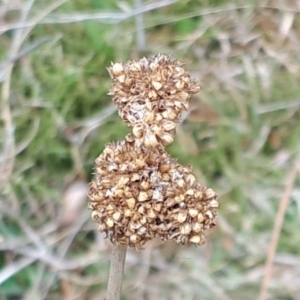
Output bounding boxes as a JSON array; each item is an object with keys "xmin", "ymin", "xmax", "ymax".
[
  {"xmin": 205, "ymin": 210, "xmax": 213, "ymax": 219},
  {"xmin": 133, "ymin": 124, "xmax": 144, "ymax": 138},
  {"xmin": 138, "ymin": 206, "xmax": 145, "ymax": 214},
  {"xmin": 135, "ymin": 159, "xmax": 145, "ymax": 168},
  {"xmin": 106, "ymin": 218, "xmax": 114, "ymax": 228},
  {"xmin": 180, "ymin": 224, "xmax": 192, "ymax": 235},
  {"xmin": 144, "ymin": 132, "xmax": 158, "ymax": 148},
  {"xmin": 130, "ymin": 62, "xmax": 141, "ymax": 72},
  {"xmin": 205, "ymin": 188, "xmax": 217, "ymax": 199},
  {"xmin": 188, "ymin": 208, "xmax": 198, "ymax": 218},
  {"xmin": 98, "ymin": 224, "xmax": 106, "ymax": 231},
  {"xmin": 153, "ymin": 203, "xmax": 162, "ymax": 212},
  {"xmin": 192, "ymin": 222, "xmax": 202, "ymax": 233},
  {"xmin": 160, "ymin": 164, "xmax": 170, "ymax": 172},
  {"xmin": 160, "ymin": 132, "xmax": 174, "ymax": 145},
  {"xmin": 112, "ymin": 63, "xmax": 124, "ymax": 76},
  {"xmin": 137, "ymin": 226, "xmax": 147, "ymax": 235},
  {"xmin": 140, "ymin": 216, "xmax": 147, "ymax": 224},
  {"xmin": 210, "ymin": 199, "xmax": 219, "ymax": 208},
  {"xmin": 186, "ymin": 174, "xmax": 196, "ymax": 185},
  {"xmin": 91, "ymin": 211, "xmax": 101, "ymax": 222},
  {"xmin": 129, "ymin": 221, "xmax": 141, "ymax": 231},
  {"xmin": 197, "ymin": 213, "xmax": 204, "ymax": 223},
  {"xmin": 130, "ymin": 234, "xmax": 138, "ymax": 244},
  {"xmin": 113, "ymin": 211, "xmax": 121, "ymax": 221},
  {"xmin": 138, "ymin": 191, "xmax": 149, "ymax": 202},
  {"xmin": 144, "ymin": 111, "xmax": 155, "ymax": 122},
  {"xmin": 185, "ymin": 189, "xmax": 194, "ymax": 196},
  {"xmin": 126, "ymin": 198, "xmax": 135, "ymax": 209},
  {"xmin": 140, "ymin": 181, "xmax": 150, "ymax": 190},
  {"xmin": 176, "ymin": 179, "xmax": 185, "ymax": 188},
  {"xmin": 177, "ymin": 211, "xmax": 187, "ymax": 223},
  {"xmin": 162, "ymin": 173, "xmax": 170, "ymax": 181},
  {"xmin": 152, "ymin": 81, "xmax": 162, "ymax": 90},
  {"xmin": 131, "ymin": 173, "xmax": 140, "ymax": 182},
  {"xmin": 148, "ymin": 90, "xmax": 157, "ymax": 99},
  {"xmin": 175, "ymin": 80, "xmax": 185, "ymax": 90},
  {"xmin": 147, "ymin": 209, "xmax": 156, "ymax": 218},
  {"xmin": 195, "ymin": 191, "xmax": 203, "ymax": 199},
  {"xmin": 189, "ymin": 235, "xmax": 201, "ymax": 244},
  {"xmin": 161, "ymin": 120, "xmax": 177, "ymax": 131},
  {"xmin": 124, "ymin": 209, "xmax": 133, "ymax": 217}
]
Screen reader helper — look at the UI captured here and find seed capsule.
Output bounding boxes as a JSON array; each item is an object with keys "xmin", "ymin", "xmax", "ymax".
[
  {"xmin": 130, "ymin": 234, "xmax": 138, "ymax": 244},
  {"xmin": 138, "ymin": 191, "xmax": 149, "ymax": 202},
  {"xmin": 197, "ymin": 213, "xmax": 204, "ymax": 223},
  {"xmin": 210, "ymin": 199, "xmax": 219, "ymax": 208},
  {"xmin": 189, "ymin": 235, "xmax": 201, "ymax": 244},
  {"xmin": 161, "ymin": 120, "xmax": 176, "ymax": 131},
  {"xmin": 111, "ymin": 63, "xmax": 124, "ymax": 76},
  {"xmin": 113, "ymin": 211, "xmax": 121, "ymax": 221},
  {"xmin": 180, "ymin": 224, "xmax": 192, "ymax": 235},
  {"xmin": 160, "ymin": 133, "xmax": 174, "ymax": 145},
  {"xmin": 188, "ymin": 209, "xmax": 198, "ymax": 218},
  {"xmin": 105, "ymin": 218, "xmax": 114, "ymax": 228},
  {"xmin": 152, "ymin": 81, "xmax": 162, "ymax": 90},
  {"xmin": 177, "ymin": 211, "xmax": 187, "ymax": 223},
  {"xmin": 91, "ymin": 211, "xmax": 101, "ymax": 222},
  {"xmin": 144, "ymin": 133, "xmax": 158, "ymax": 148},
  {"xmin": 205, "ymin": 188, "xmax": 217, "ymax": 200},
  {"xmin": 126, "ymin": 198, "xmax": 136, "ymax": 209},
  {"xmin": 192, "ymin": 222, "xmax": 202, "ymax": 233}
]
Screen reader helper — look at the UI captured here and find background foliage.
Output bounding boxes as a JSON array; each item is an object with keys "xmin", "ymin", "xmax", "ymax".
[{"xmin": 1, "ymin": 0, "xmax": 300, "ymax": 299}]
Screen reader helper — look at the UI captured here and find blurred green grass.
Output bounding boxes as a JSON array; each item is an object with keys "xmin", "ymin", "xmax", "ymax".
[{"xmin": 1, "ymin": 0, "xmax": 300, "ymax": 299}]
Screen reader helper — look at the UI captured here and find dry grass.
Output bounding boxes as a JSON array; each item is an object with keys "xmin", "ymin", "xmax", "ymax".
[{"xmin": 1, "ymin": 0, "xmax": 300, "ymax": 299}]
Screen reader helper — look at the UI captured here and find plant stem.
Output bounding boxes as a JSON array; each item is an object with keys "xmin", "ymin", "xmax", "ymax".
[{"xmin": 106, "ymin": 244, "xmax": 127, "ymax": 300}]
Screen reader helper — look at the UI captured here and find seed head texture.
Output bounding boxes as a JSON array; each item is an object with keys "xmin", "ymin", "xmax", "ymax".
[{"xmin": 88, "ymin": 54, "xmax": 218, "ymax": 248}]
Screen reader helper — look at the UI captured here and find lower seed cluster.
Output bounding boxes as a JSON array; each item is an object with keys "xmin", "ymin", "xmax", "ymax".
[{"xmin": 88, "ymin": 140, "xmax": 218, "ymax": 248}]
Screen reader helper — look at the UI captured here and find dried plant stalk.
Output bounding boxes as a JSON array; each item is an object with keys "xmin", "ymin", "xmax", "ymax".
[
  {"xmin": 88, "ymin": 54, "xmax": 219, "ymax": 299},
  {"xmin": 106, "ymin": 244, "xmax": 127, "ymax": 300}
]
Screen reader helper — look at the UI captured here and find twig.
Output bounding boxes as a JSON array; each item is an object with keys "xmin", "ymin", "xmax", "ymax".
[
  {"xmin": 134, "ymin": 0, "xmax": 146, "ymax": 51},
  {"xmin": 258, "ymin": 159, "xmax": 300, "ymax": 300},
  {"xmin": 0, "ymin": 0, "xmax": 176, "ymax": 33},
  {"xmin": 106, "ymin": 244, "xmax": 127, "ymax": 300}
]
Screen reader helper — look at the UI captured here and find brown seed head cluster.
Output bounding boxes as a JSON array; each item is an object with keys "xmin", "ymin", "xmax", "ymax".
[
  {"xmin": 108, "ymin": 54, "xmax": 200, "ymax": 147},
  {"xmin": 88, "ymin": 54, "xmax": 218, "ymax": 248}
]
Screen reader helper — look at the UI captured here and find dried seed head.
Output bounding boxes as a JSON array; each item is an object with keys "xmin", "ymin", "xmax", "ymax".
[
  {"xmin": 109, "ymin": 54, "xmax": 200, "ymax": 132},
  {"xmin": 88, "ymin": 55, "xmax": 218, "ymax": 248}
]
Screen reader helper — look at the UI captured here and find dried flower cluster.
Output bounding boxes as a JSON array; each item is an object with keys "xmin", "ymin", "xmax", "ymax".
[
  {"xmin": 88, "ymin": 54, "xmax": 218, "ymax": 248},
  {"xmin": 108, "ymin": 55, "xmax": 200, "ymax": 147}
]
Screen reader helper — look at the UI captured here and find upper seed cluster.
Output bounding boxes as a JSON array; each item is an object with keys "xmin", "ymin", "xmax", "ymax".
[
  {"xmin": 88, "ymin": 54, "xmax": 218, "ymax": 248},
  {"xmin": 108, "ymin": 54, "xmax": 200, "ymax": 147}
]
